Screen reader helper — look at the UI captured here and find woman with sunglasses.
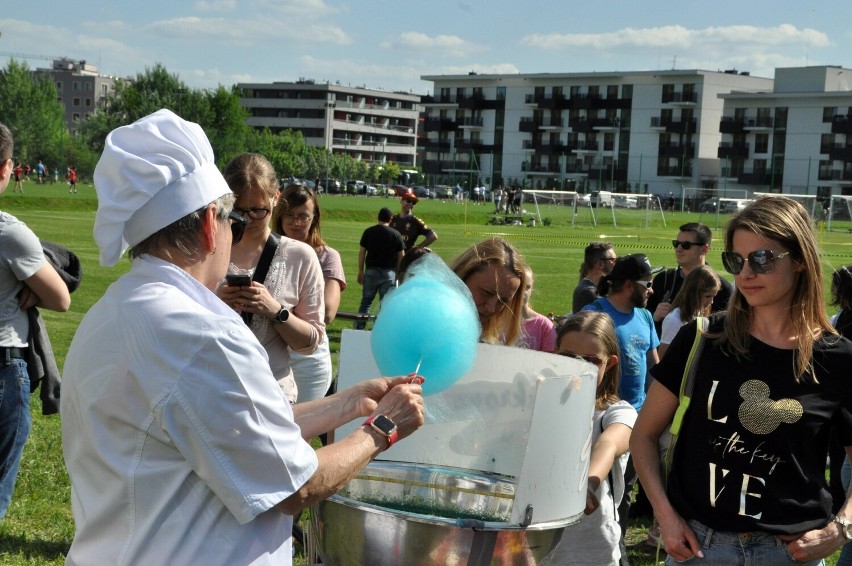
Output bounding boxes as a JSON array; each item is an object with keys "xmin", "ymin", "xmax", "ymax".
[
  {"xmin": 632, "ymin": 195, "xmax": 852, "ymax": 564},
  {"xmin": 219, "ymin": 153, "xmax": 326, "ymax": 403},
  {"xmin": 550, "ymin": 311, "xmax": 635, "ymax": 565},
  {"xmin": 270, "ymin": 183, "xmax": 346, "ymax": 403}
]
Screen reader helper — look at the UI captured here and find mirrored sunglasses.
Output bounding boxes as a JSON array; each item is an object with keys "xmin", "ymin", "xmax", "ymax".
[
  {"xmin": 233, "ymin": 207, "xmax": 270, "ymax": 220},
  {"xmin": 721, "ymin": 250, "xmax": 790, "ymax": 275},
  {"xmin": 635, "ymin": 280, "xmax": 654, "ymax": 289}
]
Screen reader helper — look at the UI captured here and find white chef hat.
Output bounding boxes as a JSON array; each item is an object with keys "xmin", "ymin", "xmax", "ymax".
[{"xmin": 93, "ymin": 109, "xmax": 232, "ymax": 266}]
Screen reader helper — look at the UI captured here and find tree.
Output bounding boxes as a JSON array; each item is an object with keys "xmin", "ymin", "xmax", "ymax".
[{"xmin": 0, "ymin": 59, "xmax": 70, "ymax": 169}]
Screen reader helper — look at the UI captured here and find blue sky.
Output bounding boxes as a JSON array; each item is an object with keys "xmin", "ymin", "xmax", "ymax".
[{"xmin": 1, "ymin": 1, "xmax": 850, "ymax": 94}]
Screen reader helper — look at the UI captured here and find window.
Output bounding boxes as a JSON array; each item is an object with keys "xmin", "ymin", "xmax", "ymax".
[
  {"xmin": 607, "ymin": 85, "xmax": 618, "ymax": 99},
  {"xmin": 823, "ymin": 107, "xmax": 837, "ymax": 123},
  {"xmin": 621, "ymin": 84, "xmax": 633, "ymax": 99},
  {"xmin": 662, "ymin": 84, "xmax": 675, "ymax": 102},
  {"xmin": 86, "ymin": 82, "xmax": 93, "ymax": 92},
  {"xmin": 85, "ymin": 98, "xmax": 92, "ymax": 107},
  {"xmin": 496, "ymin": 86, "xmax": 506, "ymax": 100},
  {"xmin": 73, "ymin": 97, "xmax": 80, "ymax": 106},
  {"xmin": 754, "ymin": 134, "xmax": 769, "ymax": 154},
  {"xmin": 73, "ymin": 113, "xmax": 80, "ymax": 121},
  {"xmin": 73, "ymin": 81, "xmax": 81, "ymax": 91},
  {"xmin": 55, "ymin": 82, "xmax": 63, "ymax": 92},
  {"xmin": 588, "ymin": 85, "xmax": 600, "ymax": 98}
]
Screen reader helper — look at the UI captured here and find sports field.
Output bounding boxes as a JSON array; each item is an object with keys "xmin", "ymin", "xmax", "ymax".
[{"xmin": 1, "ymin": 182, "xmax": 850, "ymax": 564}]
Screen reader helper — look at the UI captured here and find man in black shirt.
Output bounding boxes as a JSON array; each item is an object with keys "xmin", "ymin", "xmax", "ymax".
[
  {"xmin": 647, "ymin": 222, "xmax": 733, "ymax": 336},
  {"xmin": 356, "ymin": 208, "xmax": 404, "ymax": 329}
]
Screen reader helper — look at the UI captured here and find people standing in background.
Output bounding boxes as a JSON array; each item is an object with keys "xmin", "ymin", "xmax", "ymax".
[
  {"xmin": 390, "ymin": 193, "xmax": 437, "ymax": 251},
  {"xmin": 356, "ymin": 207, "xmax": 404, "ymax": 330},
  {"xmin": 13, "ymin": 162, "xmax": 23, "ymax": 193},
  {"xmin": 272, "ymin": 183, "xmax": 345, "ymax": 403},
  {"xmin": 220, "ymin": 153, "xmax": 325, "ymax": 404},
  {"xmin": 67, "ymin": 166, "xmax": 78, "ymax": 194},
  {"xmin": 36, "ymin": 161, "xmax": 45, "ymax": 184},
  {"xmin": 0, "ymin": 122, "xmax": 71, "ymax": 519},
  {"xmin": 520, "ymin": 265, "xmax": 556, "ymax": 353},
  {"xmin": 573, "ymin": 242, "xmax": 617, "ymax": 313},
  {"xmin": 549, "ymin": 311, "xmax": 635, "ymax": 565},
  {"xmin": 450, "ymin": 236, "xmax": 528, "ymax": 346},
  {"xmin": 657, "ymin": 265, "xmax": 720, "ymax": 359},
  {"xmin": 646, "ymin": 222, "xmax": 732, "ymax": 337},
  {"xmin": 492, "ymin": 185, "xmax": 504, "ymax": 213}
]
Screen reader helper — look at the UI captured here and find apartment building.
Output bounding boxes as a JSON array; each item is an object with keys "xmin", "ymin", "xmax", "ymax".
[
  {"xmin": 718, "ymin": 65, "xmax": 852, "ymax": 199},
  {"xmin": 237, "ymin": 81, "xmax": 420, "ymax": 167},
  {"xmin": 419, "ymin": 70, "xmax": 773, "ymax": 196},
  {"xmin": 35, "ymin": 58, "xmax": 115, "ymax": 133}
]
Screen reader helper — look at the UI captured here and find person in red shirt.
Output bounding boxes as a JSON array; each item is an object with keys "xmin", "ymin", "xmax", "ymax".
[
  {"xmin": 13, "ymin": 163, "xmax": 23, "ymax": 193},
  {"xmin": 68, "ymin": 166, "xmax": 78, "ymax": 194}
]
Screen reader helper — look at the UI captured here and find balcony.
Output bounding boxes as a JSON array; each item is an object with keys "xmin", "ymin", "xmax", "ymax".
[
  {"xmin": 719, "ymin": 117, "xmax": 745, "ymax": 134},
  {"xmin": 593, "ymin": 118, "xmax": 622, "ymax": 130},
  {"xmin": 456, "ymin": 140, "xmax": 496, "ymax": 152},
  {"xmin": 817, "ymin": 169, "xmax": 852, "ymax": 181},
  {"xmin": 565, "ymin": 93, "xmax": 603, "ymax": 110},
  {"xmin": 662, "ymin": 91, "xmax": 698, "ymax": 105},
  {"xmin": 422, "ymin": 159, "xmax": 471, "ymax": 174},
  {"xmin": 523, "ymin": 162, "xmax": 563, "ymax": 174},
  {"xmin": 422, "ymin": 117, "xmax": 457, "ymax": 131},
  {"xmin": 717, "ymin": 142, "xmax": 750, "ymax": 159},
  {"xmin": 650, "ymin": 117, "xmax": 697, "ymax": 134},
  {"xmin": 658, "ymin": 142, "xmax": 695, "ymax": 158},
  {"xmin": 832, "ymin": 115, "xmax": 852, "ymax": 134},
  {"xmin": 827, "ymin": 145, "xmax": 852, "ymax": 162},
  {"xmin": 568, "ymin": 118, "xmax": 594, "ymax": 133},
  {"xmin": 657, "ymin": 165, "xmax": 693, "ymax": 177},
  {"xmin": 743, "ymin": 117, "xmax": 774, "ymax": 130},
  {"xmin": 541, "ymin": 117, "xmax": 565, "ymax": 130},
  {"xmin": 459, "ymin": 116, "xmax": 484, "ymax": 128},
  {"xmin": 537, "ymin": 142, "xmax": 571, "ymax": 155},
  {"xmin": 737, "ymin": 169, "xmax": 771, "ymax": 185},
  {"xmin": 519, "ymin": 117, "xmax": 541, "ymax": 132},
  {"xmin": 420, "ymin": 139, "xmax": 451, "ymax": 152},
  {"xmin": 421, "ymin": 94, "xmax": 456, "ymax": 105},
  {"xmin": 524, "ymin": 94, "xmax": 542, "ymax": 105},
  {"xmin": 537, "ymin": 94, "xmax": 569, "ymax": 109},
  {"xmin": 572, "ymin": 141, "xmax": 599, "ymax": 154}
]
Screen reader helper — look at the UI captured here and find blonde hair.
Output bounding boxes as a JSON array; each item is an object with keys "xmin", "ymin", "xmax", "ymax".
[
  {"xmin": 222, "ymin": 152, "xmax": 280, "ymax": 200},
  {"xmin": 450, "ymin": 237, "xmax": 527, "ymax": 346},
  {"xmin": 721, "ymin": 195, "xmax": 835, "ymax": 381},
  {"xmin": 671, "ymin": 265, "xmax": 721, "ymax": 324},
  {"xmin": 557, "ymin": 311, "xmax": 621, "ymax": 411}
]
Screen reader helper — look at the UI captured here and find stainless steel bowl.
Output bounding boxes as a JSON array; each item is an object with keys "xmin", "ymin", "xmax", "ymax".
[{"xmin": 313, "ymin": 461, "xmax": 569, "ymax": 565}]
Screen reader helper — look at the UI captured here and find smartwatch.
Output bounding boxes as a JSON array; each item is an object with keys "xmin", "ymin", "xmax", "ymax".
[
  {"xmin": 834, "ymin": 515, "xmax": 852, "ymax": 541},
  {"xmin": 272, "ymin": 305, "xmax": 290, "ymax": 324},
  {"xmin": 363, "ymin": 414, "xmax": 399, "ymax": 448}
]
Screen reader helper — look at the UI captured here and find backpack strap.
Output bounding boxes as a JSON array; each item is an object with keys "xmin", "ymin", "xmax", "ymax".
[{"xmin": 242, "ymin": 232, "xmax": 281, "ymax": 325}]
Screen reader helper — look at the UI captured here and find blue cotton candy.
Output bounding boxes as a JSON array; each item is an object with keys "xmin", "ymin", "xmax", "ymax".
[{"xmin": 371, "ymin": 255, "xmax": 480, "ymax": 395}]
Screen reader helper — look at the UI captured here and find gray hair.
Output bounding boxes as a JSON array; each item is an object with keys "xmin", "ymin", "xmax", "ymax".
[{"xmin": 129, "ymin": 192, "xmax": 235, "ymax": 262}]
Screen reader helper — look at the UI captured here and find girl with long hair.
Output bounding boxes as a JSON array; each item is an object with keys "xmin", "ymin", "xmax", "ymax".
[
  {"xmin": 631, "ymin": 196, "xmax": 852, "ymax": 565},
  {"xmin": 657, "ymin": 265, "xmax": 721, "ymax": 359},
  {"xmin": 549, "ymin": 311, "xmax": 634, "ymax": 565}
]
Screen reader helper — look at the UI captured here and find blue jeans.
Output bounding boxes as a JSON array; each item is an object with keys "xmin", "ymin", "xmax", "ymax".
[
  {"xmin": 665, "ymin": 519, "xmax": 824, "ymax": 565},
  {"xmin": 0, "ymin": 358, "xmax": 31, "ymax": 519},
  {"xmin": 357, "ymin": 268, "xmax": 395, "ymax": 329}
]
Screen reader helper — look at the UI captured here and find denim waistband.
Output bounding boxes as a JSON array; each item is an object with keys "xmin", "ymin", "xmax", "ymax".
[{"xmin": 0, "ymin": 347, "xmax": 27, "ymax": 364}]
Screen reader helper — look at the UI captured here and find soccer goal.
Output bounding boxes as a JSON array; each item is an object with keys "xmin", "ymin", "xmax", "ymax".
[
  {"xmin": 827, "ymin": 195, "xmax": 852, "ymax": 233},
  {"xmin": 754, "ymin": 192, "xmax": 819, "ymax": 217},
  {"xmin": 522, "ymin": 190, "xmax": 666, "ymax": 229}
]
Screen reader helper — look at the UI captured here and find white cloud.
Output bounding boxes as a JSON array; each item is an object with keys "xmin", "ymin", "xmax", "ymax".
[
  {"xmin": 194, "ymin": 0, "xmax": 237, "ymax": 12},
  {"xmin": 248, "ymin": 0, "xmax": 338, "ymax": 17},
  {"xmin": 382, "ymin": 32, "xmax": 487, "ymax": 58},
  {"xmin": 145, "ymin": 16, "xmax": 351, "ymax": 46},
  {"xmin": 521, "ymin": 24, "xmax": 831, "ymax": 51}
]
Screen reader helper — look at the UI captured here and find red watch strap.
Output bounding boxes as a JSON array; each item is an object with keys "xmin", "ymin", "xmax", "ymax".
[{"xmin": 363, "ymin": 415, "xmax": 399, "ymax": 448}]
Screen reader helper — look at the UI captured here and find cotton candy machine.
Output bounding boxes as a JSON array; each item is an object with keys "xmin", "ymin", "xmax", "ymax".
[{"xmin": 314, "ymin": 330, "xmax": 598, "ymax": 566}]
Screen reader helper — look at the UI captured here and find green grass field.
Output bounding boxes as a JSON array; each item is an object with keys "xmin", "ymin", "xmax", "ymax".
[{"xmin": 0, "ymin": 181, "xmax": 850, "ymax": 564}]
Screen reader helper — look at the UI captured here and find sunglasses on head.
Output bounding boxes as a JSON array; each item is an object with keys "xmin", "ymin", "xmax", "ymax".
[
  {"xmin": 634, "ymin": 280, "xmax": 653, "ymax": 289},
  {"xmin": 672, "ymin": 240, "xmax": 704, "ymax": 250},
  {"xmin": 558, "ymin": 352, "xmax": 606, "ymax": 367},
  {"xmin": 228, "ymin": 211, "xmax": 248, "ymax": 245},
  {"xmin": 721, "ymin": 250, "xmax": 790, "ymax": 275}
]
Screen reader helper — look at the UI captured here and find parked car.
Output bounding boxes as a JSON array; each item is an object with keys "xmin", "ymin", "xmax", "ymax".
[
  {"xmin": 613, "ymin": 195, "xmax": 638, "ymax": 209},
  {"xmin": 321, "ymin": 179, "xmax": 342, "ymax": 194},
  {"xmin": 365, "ymin": 184, "xmax": 378, "ymax": 196},
  {"xmin": 413, "ymin": 186, "xmax": 434, "ymax": 199}
]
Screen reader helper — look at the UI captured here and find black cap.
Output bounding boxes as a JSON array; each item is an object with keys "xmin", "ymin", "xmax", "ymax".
[{"xmin": 609, "ymin": 253, "xmax": 661, "ymax": 281}]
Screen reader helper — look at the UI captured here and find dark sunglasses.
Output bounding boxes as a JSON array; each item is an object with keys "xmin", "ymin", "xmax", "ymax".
[
  {"xmin": 558, "ymin": 352, "xmax": 606, "ymax": 367},
  {"xmin": 228, "ymin": 211, "xmax": 248, "ymax": 245},
  {"xmin": 233, "ymin": 207, "xmax": 270, "ymax": 220},
  {"xmin": 672, "ymin": 240, "xmax": 705, "ymax": 250},
  {"xmin": 721, "ymin": 250, "xmax": 790, "ymax": 275}
]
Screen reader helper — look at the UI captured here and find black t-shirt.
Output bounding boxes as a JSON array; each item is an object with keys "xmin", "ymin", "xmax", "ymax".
[
  {"xmin": 648, "ymin": 266, "xmax": 733, "ymax": 335},
  {"xmin": 652, "ymin": 313, "xmax": 852, "ymax": 534},
  {"xmin": 359, "ymin": 224, "xmax": 404, "ymax": 269}
]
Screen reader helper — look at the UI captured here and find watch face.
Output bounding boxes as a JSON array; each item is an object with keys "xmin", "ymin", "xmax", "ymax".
[{"xmin": 372, "ymin": 414, "xmax": 397, "ymax": 436}]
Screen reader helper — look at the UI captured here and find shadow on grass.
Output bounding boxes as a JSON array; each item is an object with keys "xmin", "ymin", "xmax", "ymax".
[{"xmin": 0, "ymin": 531, "xmax": 69, "ymax": 562}]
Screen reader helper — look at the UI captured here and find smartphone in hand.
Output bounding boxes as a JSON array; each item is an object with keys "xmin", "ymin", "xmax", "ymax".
[{"xmin": 225, "ymin": 274, "xmax": 252, "ymax": 287}]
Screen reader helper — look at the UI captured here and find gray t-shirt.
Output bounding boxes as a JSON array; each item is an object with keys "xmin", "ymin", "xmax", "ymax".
[
  {"xmin": 572, "ymin": 278, "xmax": 598, "ymax": 313},
  {"xmin": 0, "ymin": 212, "xmax": 45, "ymax": 347}
]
